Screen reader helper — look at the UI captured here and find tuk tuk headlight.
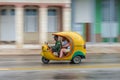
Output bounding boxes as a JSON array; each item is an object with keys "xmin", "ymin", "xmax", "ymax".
[
  {"xmin": 42, "ymin": 46, "xmax": 46, "ymax": 51},
  {"xmin": 42, "ymin": 45, "xmax": 48, "ymax": 52}
]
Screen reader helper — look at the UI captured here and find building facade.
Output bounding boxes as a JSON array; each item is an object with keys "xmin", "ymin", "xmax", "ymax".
[
  {"xmin": 72, "ymin": 0, "xmax": 120, "ymax": 43},
  {"xmin": 0, "ymin": 0, "xmax": 119, "ymax": 48},
  {"xmin": 0, "ymin": 0, "xmax": 71, "ymax": 48}
]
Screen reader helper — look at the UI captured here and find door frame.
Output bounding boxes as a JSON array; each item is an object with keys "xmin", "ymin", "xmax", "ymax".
[{"xmin": 0, "ymin": 6, "xmax": 15, "ymax": 41}]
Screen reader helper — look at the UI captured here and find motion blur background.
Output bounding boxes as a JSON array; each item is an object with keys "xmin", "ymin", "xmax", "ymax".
[
  {"xmin": 0, "ymin": 1, "xmax": 120, "ymax": 80},
  {"xmin": 0, "ymin": 0, "xmax": 119, "ymax": 48}
]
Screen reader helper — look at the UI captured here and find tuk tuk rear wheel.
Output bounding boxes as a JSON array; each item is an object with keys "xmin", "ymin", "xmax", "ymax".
[
  {"xmin": 72, "ymin": 56, "xmax": 81, "ymax": 64},
  {"xmin": 42, "ymin": 57, "xmax": 50, "ymax": 64}
]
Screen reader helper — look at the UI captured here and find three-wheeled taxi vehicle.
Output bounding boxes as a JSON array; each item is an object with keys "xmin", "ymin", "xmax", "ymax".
[{"xmin": 40, "ymin": 32, "xmax": 86, "ymax": 64}]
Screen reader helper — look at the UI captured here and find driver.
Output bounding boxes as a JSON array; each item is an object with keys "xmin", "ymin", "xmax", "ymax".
[{"xmin": 51, "ymin": 35, "xmax": 61, "ymax": 54}]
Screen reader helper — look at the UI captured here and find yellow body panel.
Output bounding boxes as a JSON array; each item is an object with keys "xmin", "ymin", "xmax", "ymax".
[
  {"xmin": 40, "ymin": 32, "xmax": 86, "ymax": 60},
  {"xmin": 41, "ymin": 44, "xmax": 73, "ymax": 60}
]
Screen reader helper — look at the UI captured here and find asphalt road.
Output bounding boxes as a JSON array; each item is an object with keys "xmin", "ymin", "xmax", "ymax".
[{"xmin": 0, "ymin": 53, "xmax": 120, "ymax": 80}]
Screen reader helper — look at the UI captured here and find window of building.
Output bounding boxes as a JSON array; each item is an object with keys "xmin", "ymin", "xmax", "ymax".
[
  {"xmin": 101, "ymin": 24, "xmax": 118, "ymax": 38},
  {"xmin": 1, "ymin": 9, "xmax": 7, "ymax": 15},
  {"xmin": 24, "ymin": 9, "xmax": 38, "ymax": 32},
  {"xmin": 73, "ymin": 23, "xmax": 84, "ymax": 36},
  {"xmin": 25, "ymin": 9, "xmax": 37, "ymax": 16},
  {"xmin": 102, "ymin": 0, "xmax": 118, "ymax": 22},
  {"xmin": 48, "ymin": 9, "xmax": 58, "ymax": 32},
  {"xmin": 48, "ymin": 9, "xmax": 57, "ymax": 16},
  {"xmin": 10, "ymin": 9, "xmax": 15, "ymax": 15},
  {"xmin": 101, "ymin": 0, "xmax": 119, "ymax": 42}
]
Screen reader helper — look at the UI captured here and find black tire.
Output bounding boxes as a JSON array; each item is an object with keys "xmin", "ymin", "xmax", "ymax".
[
  {"xmin": 72, "ymin": 56, "xmax": 81, "ymax": 64},
  {"xmin": 70, "ymin": 60, "xmax": 74, "ymax": 64},
  {"xmin": 42, "ymin": 57, "xmax": 50, "ymax": 64}
]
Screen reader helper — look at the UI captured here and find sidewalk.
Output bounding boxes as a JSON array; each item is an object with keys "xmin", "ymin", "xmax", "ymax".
[
  {"xmin": 87, "ymin": 43, "xmax": 120, "ymax": 54},
  {"xmin": 0, "ymin": 43, "xmax": 120, "ymax": 55}
]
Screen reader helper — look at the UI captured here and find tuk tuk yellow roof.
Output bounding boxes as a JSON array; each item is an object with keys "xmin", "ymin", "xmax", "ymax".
[{"xmin": 53, "ymin": 32, "xmax": 85, "ymax": 46}]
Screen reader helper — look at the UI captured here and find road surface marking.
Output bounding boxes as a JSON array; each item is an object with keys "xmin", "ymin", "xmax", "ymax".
[{"xmin": 0, "ymin": 64, "xmax": 120, "ymax": 71}]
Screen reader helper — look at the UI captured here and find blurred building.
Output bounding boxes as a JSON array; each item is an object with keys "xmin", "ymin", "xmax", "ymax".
[
  {"xmin": 72, "ymin": 0, "xmax": 120, "ymax": 43},
  {"xmin": 0, "ymin": 0, "xmax": 119, "ymax": 48}
]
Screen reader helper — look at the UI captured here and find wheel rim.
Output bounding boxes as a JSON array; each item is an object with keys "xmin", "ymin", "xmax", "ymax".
[
  {"xmin": 73, "ymin": 56, "xmax": 81, "ymax": 64},
  {"xmin": 42, "ymin": 57, "xmax": 49, "ymax": 64},
  {"xmin": 43, "ymin": 58, "xmax": 49, "ymax": 62}
]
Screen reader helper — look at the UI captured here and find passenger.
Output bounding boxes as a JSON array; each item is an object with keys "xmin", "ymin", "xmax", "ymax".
[
  {"xmin": 59, "ymin": 37, "xmax": 70, "ymax": 58},
  {"xmin": 51, "ymin": 35, "xmax": 61, "ymax": 54}
]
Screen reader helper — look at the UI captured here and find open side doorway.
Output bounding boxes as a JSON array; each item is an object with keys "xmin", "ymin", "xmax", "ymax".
[
  {"xmin": 47, "ymin": 7, "xmax": 62, "ymax": 44},
  {"xmin": 24, "ymin": 6, "xmax": 39, "ymax": 44},
  {"xmin": 0, "ymin": 6, "xmax": 16, "ymax": 44},
  {"xmin": 85, "ymin": 23, "xmax": 91, "ymax": 42}
]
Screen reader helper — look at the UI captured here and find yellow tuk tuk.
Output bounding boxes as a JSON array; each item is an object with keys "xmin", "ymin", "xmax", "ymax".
[{"xmin": 40, "ymin": 32, "xmax": 86, "ymax": 64}]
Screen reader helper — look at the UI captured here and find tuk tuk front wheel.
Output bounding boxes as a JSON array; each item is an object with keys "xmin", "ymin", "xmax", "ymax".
[
  {"xmin": 42, "ymin": 57, "xmax": 50, "ymax": 64},
  {"xmin": 71, "ymin": 56, "xmax": 81, "ymax": 64}
]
